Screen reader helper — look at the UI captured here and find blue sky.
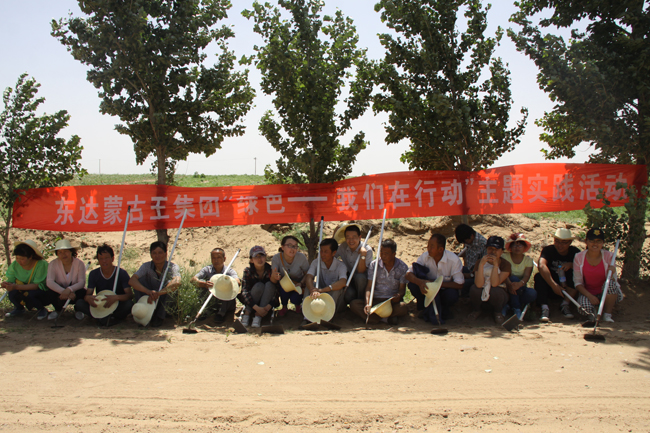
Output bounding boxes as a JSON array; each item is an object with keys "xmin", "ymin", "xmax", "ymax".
[{"xmin": 0, "ymin": 1, "xmax": 594, "ymax": 177}]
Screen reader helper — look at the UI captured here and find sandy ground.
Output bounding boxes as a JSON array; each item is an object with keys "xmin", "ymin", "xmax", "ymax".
[{"xmin": 1, "ymin": 214, "xmax": 650, "ymax": 432}]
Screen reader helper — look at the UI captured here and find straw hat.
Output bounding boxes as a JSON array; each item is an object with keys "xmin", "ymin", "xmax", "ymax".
[
  {"xmin": 424, "ymin": 276, "xmax": 444, "ymax": 308},
  {"xmin": 370, "ymin": 298, "xmax": 393, "ymax": 318},
  {"xmin": 280, "ymin": 272, "xmax": 302, "ymax": 295},
  {"xmin": 334, "ymin": 223, "xmax": 362, "ymax": 244},
  {"xmin": 89, "ymin": 290, "xmax": 119, "ymax": 319},
  {"xmin": 13, "ymin": 240, "xmax": 44, "ymax": 259},
  {"xmin": 209, "ymin": 274, "xmax": 239, "ymax": 301},
  {"xmin": 505, "ymin": 233, "xmax": 531, "ymax": 252},
  {"xmin": 53, "ymin": 239, "xmax": 76, "ymax": 251},
  {"xmin": 132, "ymin": 296, "xmax": 155, "ymax": 326},
  {"xmin": 302, "ymin": 293, "xmax": 335, "ymax": 324},
  {"xmin": 553, "ymin": 228, "xmax": 576, "ymax": 240}
]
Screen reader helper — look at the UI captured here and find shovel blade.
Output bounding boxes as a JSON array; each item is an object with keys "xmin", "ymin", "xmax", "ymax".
[
  {"xmin": 584, "ymin": 333, "xmax": 605, "ymax": 342},
  {"xmin": 502, "ymin": 314, "xmax": 523, "ymax": 332},
  {"xmin": 233, "ymin": 320, "xmax": 248, "ymax": 334},
  {"xmin": 182, "ymin": 328, "xmax": 198, "ymax": 334},
  {"xmin": 431, "ymin": 328, "xmax": 448, "ymax": 335},
  {"xmin": 299, "ymin": 322, "xmax": 320, "ymax": 331},
  {"xmin": 261, "ymin": 325, "xmax": 284, "ymax": 334},
  {"xmin": 320, "ymin": 320, "xmax": 341, "ymax": 331}
]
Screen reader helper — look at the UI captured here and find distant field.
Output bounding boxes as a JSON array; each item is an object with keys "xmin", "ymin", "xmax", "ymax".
[{"xmin": 65, "ymin": 173, "xmax": 265, "ymax": 187}]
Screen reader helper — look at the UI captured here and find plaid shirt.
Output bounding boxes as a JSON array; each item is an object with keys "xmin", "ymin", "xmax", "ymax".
[
  {"xmin": 238, "ymin": 263, "xmax": 277, "ymax": 308},
  {"xmin": 464, "ymin": 233, "xmax": 487, "ymax": 270},
  {"xmin": 367, "ymin": 258, "xmax": 408, "ymax": 299}
]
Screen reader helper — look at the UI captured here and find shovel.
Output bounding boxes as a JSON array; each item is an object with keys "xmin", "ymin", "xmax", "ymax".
[
  {"xmin": 430, "ymin": 300, "xmax": 448, "ymax": 335},
  {"xmin": 502, "ymin": 304, "xmax": 530, "ymax": 332},
  {"xmin": 51, "ymin": 299, "xmax": 71, "ymax": 329},
  {"xmin": 560, "ymin": 290, "xmax": 597, "ymax": 327},
  {"xmin": 232, "ymin": 306, "xmax": 249, "ymax": 334},
  {"xmin": 259, "ymin": 309, "xmax": 284, "ymax": 334},
  {"xmin": 584, "ymin": 239, "xmax": 619, "ymax": 343}
]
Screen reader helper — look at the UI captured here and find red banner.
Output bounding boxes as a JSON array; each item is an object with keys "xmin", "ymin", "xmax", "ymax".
[{"xmin": 11, "ymin": 163, "xmax": 647, "ymax": 232}]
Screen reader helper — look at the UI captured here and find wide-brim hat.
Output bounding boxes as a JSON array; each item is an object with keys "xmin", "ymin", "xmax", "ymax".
[
  {"xmin": 370, "ymin": 298, "xmax": 393, "ymax": 318},
  {"xmin": 303, "ymin": 293, "xmax": 335, "ymax": 324},
  {"xmin": 90, "ymin": 290, "xmax": 119, "ymax": 319},
  {"xmin": 13, "ymin": 240, "xmax": 44, "ymax": 259},
  {"xmin": 424, "ymin": 276, "xmax": 444, "ymax": 308},
  {"xmin": 132, "ymin": 296, "xmax": 155, "ymax": 326},
  {"xmin": 553, "ymin": 228, "xmax": 576, "ymax": 240},
  {"xmin": 505, "ymin": 234, "xmax": 532, "ymax": 253},
  {"xmin": 280, "ymin": 272, "xmax": 302, "ymax": 295},
  {"xmin": 53, "ymin": 239, "xmax": 75, "ymax": 251},
  {"xmin": 209, "ymin": 274, "xmax": 239, "ymax": 301},
  {"xmin": 334, "ymin": 223, "xmax": 362, "ymax": 244}
]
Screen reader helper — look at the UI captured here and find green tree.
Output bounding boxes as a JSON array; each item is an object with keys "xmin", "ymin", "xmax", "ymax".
[
  {"xmin": 52, "ymin": 0, "xmax": 255, "ymax": 243},
  {"xmin": 509, "ymin": 1, "xmax": 650, "ymax": 279},
  {"xmin": 0, "ymin": 74, "xmax": 86, "ymax": 264},
  {"xmin": 373, "ymin": 0, "xmax": 528, "ymax": 176},
  {"xmin": 243, "ymin": 0, "xmax": 374, "ymax": 259}
]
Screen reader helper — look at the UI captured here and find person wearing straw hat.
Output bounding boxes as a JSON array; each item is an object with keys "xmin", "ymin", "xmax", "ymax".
[
  {"xmin": 573, "ymin": 228, "xmax": 623, "ymax": 322},
  {"xmin": 503, "ymin": 233, "xmax": 537, "ymax": 320},
  {"xmin": 270, "ymin": 236, "xmax": 309, "ymax": 317},
  {"xmin": 305, "ymin": 238, "xmax": 348, "ymax": 319},
  {"xmin": 468, "ymin": 236, "xmax": 511, "ymax": 325},
  {"xmin": 191, "ymin": 248, "xmax": 241, "ymax": 323},
  {"xmin": 406, "ymin": 233, "xmax": 464, "ymax": 324},
  {"xmin": 128, "ymin": 241, "xmax": 181, "ymax": 327},
  {"xmin": 2, "ymin": 240, "xmax": 50, "ymax": 319},
  {"xmin": 350, "ymin": 239, "xmax": 408, "ymax": 325},
  {"xmin": 46, "ymin": 239, "xmax": 87, "ymax": 320},
  {"xmin": 238, "ymin": 246, "xmax": 278, "ymax": 328},
  {"xmin": 333, "ymin": 223, "xmax": 374, "ymax": 304},
  {"xmin": 534, "ymin": 227, "xmax": 581, "ymax": 323},
  {"xmin": 75, "ymin": 244, "xmax": 134, "ymax": 326}
]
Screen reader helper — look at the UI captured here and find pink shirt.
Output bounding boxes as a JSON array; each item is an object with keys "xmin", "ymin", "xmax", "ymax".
[{"xmin": 582, "ymin": 259, "xmax": 607, "ymax": 295}]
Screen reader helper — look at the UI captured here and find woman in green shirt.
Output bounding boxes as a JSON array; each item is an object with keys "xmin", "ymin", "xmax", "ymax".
[
  {"xmin": 2, "ymin": 240, "xmax": 50, "ymax": 320},
  {"xmin": 503, "ymin": 233, "xmax": 537, "ymax": 320}
]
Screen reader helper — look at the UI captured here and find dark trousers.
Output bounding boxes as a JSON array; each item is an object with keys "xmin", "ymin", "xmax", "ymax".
[
  {"xmin": 8, "ymin": 289, "xmax": 53, "ymax": 311},
  {"xmin": 75, "ymin": 298, "xmax": 134, "ymax": 325},
  {"xmin": 469, "ymin": 284, "xmax": 508, "ymax": 313},
  {"xmin": 508, "ymin": 276, "xmax": 537, "ymax": 310},
  {"xmin": 278, "ymin": 285, "xmax": 302, "ymax": 307},
  {"xmin": 534, "ymin": 273, "xmax": 572, "ymax": 306},
  {"xmin": 51, "ymin": 289, "xmax": 87, "ymax": 311}
]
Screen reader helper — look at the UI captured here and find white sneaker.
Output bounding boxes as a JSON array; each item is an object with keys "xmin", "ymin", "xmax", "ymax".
[
  {"xmin": 540, "ymin": 307, "xmax": 550, "ymax": 323},
  {"xmin": 48, "ymin": 311, "xmax": 58, "ymax": 320},
  {"xmin": 603, "ymin": 313, "xmax": 615, "ymax": 323},
  {"xmin": 241, "ymin": 314, "xmax": 251, "ymax": 327},
  {"xmin": 75, "ymin": 312, "xmax": 85, "ymax": 321},
  {"xmin": 251, "ymin": 316, "xmax": 262, "ymax": 328}
]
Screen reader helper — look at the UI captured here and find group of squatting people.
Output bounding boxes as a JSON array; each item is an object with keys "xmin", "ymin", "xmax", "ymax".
[{"xmin": 1, "ymin": 222, "xmax": 623, "ymax": 328}]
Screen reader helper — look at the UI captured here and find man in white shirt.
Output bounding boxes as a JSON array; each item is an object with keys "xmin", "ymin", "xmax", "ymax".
[
  {"xmin": 406, "ymin": 233, "xmax": 464, "ymax": 322},
  {"xmin": 305, "ymin": 238, "xmax": 348, "ymax": 318}
]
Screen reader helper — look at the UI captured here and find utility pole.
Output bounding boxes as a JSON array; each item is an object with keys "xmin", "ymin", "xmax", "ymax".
[{"xmin": 254, "ymin": 157, "xmax": 257, "ymax": 175}]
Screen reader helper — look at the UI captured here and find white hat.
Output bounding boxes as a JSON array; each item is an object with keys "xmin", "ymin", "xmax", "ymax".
[
  {"xmin": 370, "ymin": 298, "xmax": 393, "ymax": 318},
  {"xmin": 279, "ymin": 272, "xmax": 302, "ymax": 295},
  {"xmin": 89, "ymin": 290, "xmax": 119, "ymax": 319},
  {"xmin": 53, "ymin": 239, "xmax": 76, "ymax": 251},
  {"xmin": 333, "ymin": 223, "xmax": 362, "ymax": 244},
  {"xmin": 424, "ymin": 276, "xmax": 444, "ymax": 308},
  {"xmin": 302, "ymin": 293, "xmax": 335, "ymax": 324},
  {"xmin": 209, "ymin": 274, "xmax": 239, "ymax": 301},
  {"xmin": 132, "ymin": 296, "xmax": 155, "ymax": 326},
  {"xmin": 553, "ymin": 228, "xmax": 576, "ymax": 240}
]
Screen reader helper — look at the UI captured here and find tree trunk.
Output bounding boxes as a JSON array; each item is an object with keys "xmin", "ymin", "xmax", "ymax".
[
  {"xmin": 2, "ymin": 209, "xmax": 12, "ymax": 265},
  {"xmin": 621, "ymin": 181, "xmax": 648, "ymax": 280},
  {"xmin": 303, "ymin": 218, "xmax": 319, "ymax": 262},
  {"xmin": 156, "ymin": 147, "xmax": 169, "ymax": 245}
]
